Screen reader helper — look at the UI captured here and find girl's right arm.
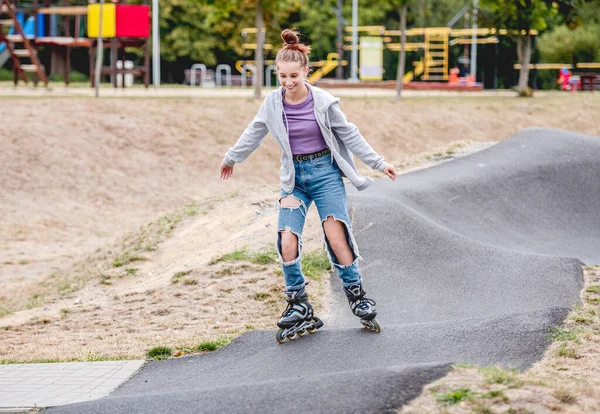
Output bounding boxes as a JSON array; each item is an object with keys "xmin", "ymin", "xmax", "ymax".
[{"xmin": 222, "ymin": 102, "xmax": 269, "ymax": 168}]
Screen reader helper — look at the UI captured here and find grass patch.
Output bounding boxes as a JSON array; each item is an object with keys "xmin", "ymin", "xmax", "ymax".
[
  {"xmin": 171, "ymin": 270, "xmax": 192, "ymax": 284},
  {"xmin": 547, "ymin": 326, "xmax": 580, "ymax": 342},
  {"xmin": 60, "ymin": 308, "xmax": 70, "ymax": 317},
  {"xmin": 124, "ymin": 268, "xmax": 138, "ymax": 276},
  {"xmin": 553, "ymin": 389, "xmax": 577, "ymax": 404},
  {"xmin": 146, "ymin": 346, "xmax": 172, "ymax": 360},
  {"xmin": 0, "ymin": 306, "xmax": 10, "ymax": 318},
  {"xmin": 112, "ymin": 253, "xmax": 147, "ymax": 268},
  {"xmin": 436, "ymin": 388, "xmax": 473, "ymax": 406},
  {"xmin": 252, "ymin": 292, "xmax": 271, "ymax": 301},
  {"xmin": 481, "ymin": 390, "xmax": 505, "ymax": 399},
  {"xmin": 183, "ymin": 279, "xmax": 198, "ymax": 285},
  {"xmin": 557, "ymin": 342, "xmax": 579, "ymax": 359},
  {"xmin": 99, "ymin": 274, "xmax": 112, "ymax": 285},
  {"xmin": 570, "ymin": 314, "xmax": 593, "ymax": 324},
  {"xmin": 586, "ymin": 297, "xmax": 600, "ymax": 305},
  {"xmin": 250, "ymin": 249, "xmax": 278, "ymax": 265},
  {"xmin": 196, "ymin": 337, "xmax": 234, "ymax": 352},
  {"xmin": 210, "ymin": 246, "xmax": 278, "ymax": 266},
  {"xmin": 479, "ymin": 366, "xmax": 523, "ymax": 388},
  {"xmin": 585, "ymin": 285, "xmax": 600, "ymax": 293},
  {"xmin": 301, "ymin": 250, "xmax": 332, "ymax": 280}
]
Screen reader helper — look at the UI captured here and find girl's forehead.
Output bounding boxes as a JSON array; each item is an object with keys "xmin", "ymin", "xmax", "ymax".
[{"xmin": 277, "ymin": 61, "xmax": 305, "ymax": 73}]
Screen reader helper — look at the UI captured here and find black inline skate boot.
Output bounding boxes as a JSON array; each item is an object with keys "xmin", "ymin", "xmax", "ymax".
[
  {"xmin": 343, "ymin": 284, "xmax": 381, "ymax": 333},
  {"xmin": 276, "ymin": 286, "xmax": 324, "ymax": 343}
]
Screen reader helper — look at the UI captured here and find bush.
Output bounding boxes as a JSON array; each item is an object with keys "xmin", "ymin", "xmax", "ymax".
[{"xmin": 538, "ymin": 24, "xmax": 600, "ymax": 64}]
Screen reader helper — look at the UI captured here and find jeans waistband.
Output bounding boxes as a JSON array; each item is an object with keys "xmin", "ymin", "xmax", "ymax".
[{"xmin": 293, "ymin": 147, "xmax": 330, "ymax": 162}]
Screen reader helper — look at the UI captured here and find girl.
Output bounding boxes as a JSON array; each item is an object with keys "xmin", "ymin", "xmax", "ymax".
[{"xmin": 220, "ymin": 29, "xmax": 396, "ymax": 342}]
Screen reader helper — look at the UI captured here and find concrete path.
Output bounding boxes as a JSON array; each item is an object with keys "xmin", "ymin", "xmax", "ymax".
[
  {"xmin": 0, "ymin": 85, "xmax": 530, "ymax": 99},
  {"xmin": 12, "ymin": 127, "xmax": 600, "ymax": 413},
  {"xmin": 0, "ymin": 361, "xmax": 143, "ymax": 412}
]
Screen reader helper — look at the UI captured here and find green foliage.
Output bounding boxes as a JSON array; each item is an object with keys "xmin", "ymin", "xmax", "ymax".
[
  {"xmin": 538, "ymin": 24, "xmax": 600, "ymax": 63},
  {"xmin": 159, "ymin": 0, "xmax": 218, "ymax": 63},
  {"xmin": 196, "ymin": 336, "xmax": 233, "ymax": 352},
  {"xmin": 171, "ymin": 270, "xmax": 193, "ymax": 284},
  {"xmin": 211, "ymin": 246, "xmax": 277, "ymax": 265},
  {"xmin": 49, "ymin": 71, "xmax": 88, "ymax": 83},
  {"xmin": 557, "ymin": 342, "xmax": 579, "ymax": 359},
  {"xmin": 146, "ymin": 346, "xmax": 172, "ymax": 360},
  {"xmin": 301, "ymin": 250, "xmax": 332, "ymax": 280},
  {"xmin": 547, "ymin": 326, "xmax": 580, "ymax": 342},
  {"xmin": 480, "ymin": 0, "xmax": 559, "ymax": 33},
  {"xmin": 435, "ymin": 388, "xmax": 473, "ymax": 406},
  {"xmin": 0, "ymin": 68, "xmax": 14, "ymax": 81},
  {"xmin": 479, "ymin": 366, "xmax": 523, "ymax": 387}
]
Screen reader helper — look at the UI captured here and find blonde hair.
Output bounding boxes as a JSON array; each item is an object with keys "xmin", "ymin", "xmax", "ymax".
[{"xmin": 275, "ymin": 29, "xmax": 311, "ymax": 67}]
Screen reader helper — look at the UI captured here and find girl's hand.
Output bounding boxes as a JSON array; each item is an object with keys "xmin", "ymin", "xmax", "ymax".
[
  {"xmin": 220, "ymin": 162, "xmax": 234, "ymax": 180},
  {"xmin": 383, "ymin": 164, "xmax": 396, "ymax": 182}
]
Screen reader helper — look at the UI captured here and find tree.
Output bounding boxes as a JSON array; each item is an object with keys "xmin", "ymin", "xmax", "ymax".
[
  {"xmin": 395, "ymin": 1, "xmax": 408, "ymax": 100},
  {"xmin": 255, "ymin": 0, "xmax": 264, "ymax": 99},
  {"xmin": 480, "ymin": 0, "xmax": 573, "ymax": 93}
]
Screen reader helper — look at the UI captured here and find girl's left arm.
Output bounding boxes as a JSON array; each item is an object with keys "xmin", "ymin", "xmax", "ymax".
[{"xmin": 327, "ymin": 103, "xmax": 387, "ymax": 171}]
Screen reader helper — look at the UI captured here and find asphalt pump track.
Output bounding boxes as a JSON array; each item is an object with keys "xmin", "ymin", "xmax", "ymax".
[{"xmin": 50, "ymin": 128, "xmax": 599, "ymax": 413}]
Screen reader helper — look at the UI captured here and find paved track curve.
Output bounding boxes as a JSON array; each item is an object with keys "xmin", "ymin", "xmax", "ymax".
[{"xmin": 49, "ymin": 128, "xmax": 598, "ymax": 413}]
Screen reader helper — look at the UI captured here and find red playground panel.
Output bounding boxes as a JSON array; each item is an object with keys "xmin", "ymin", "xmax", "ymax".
[{"xmin": 115, "ymin": 5, "xmax": 150, "ymax": 38}]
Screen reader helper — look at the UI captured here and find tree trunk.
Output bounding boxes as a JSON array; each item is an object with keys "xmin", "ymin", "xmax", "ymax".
[
  {"xmin": 396, "ymin": 4, "xmax": 407, "ymax": 100},
  {"xmin": 50, "ymin": 48, "xmax": 67, "ymax": 77},
  {"xmin": 254, "ymin": 0, "xmax": 264, "ymax": 99},
  {"xmin": 517, "ymin": 33, "xmax": 532, "ymax": 90},
  {"xmin": 336, "ymin": 0, "xmax": 343, "ymax": 79}
]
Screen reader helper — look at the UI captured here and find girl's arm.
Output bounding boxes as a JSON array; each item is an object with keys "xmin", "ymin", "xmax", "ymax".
[
  {"xmin": 222, "ymin": 103, "xmax": 269, "ymax": 167},
  {"xmin": 327, "ymin": 103, "xmax": 387, "ymax": 172}
]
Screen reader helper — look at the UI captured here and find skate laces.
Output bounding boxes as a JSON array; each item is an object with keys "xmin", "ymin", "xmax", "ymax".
[
  {"xmin": 281, "ymin": 290, "xmax": 305, "ymax": 317},
  {"xmin": 346, "ymin": 285, "xmax": 376, "ymax": 311}
]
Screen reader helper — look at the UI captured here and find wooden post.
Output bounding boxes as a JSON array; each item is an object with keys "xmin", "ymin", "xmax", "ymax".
[
  {"xmin": 89, "ymin": 39, "xmax": 95, "ymax": 87},
  {"xmin": 111, "ymin": 38, "xmax": 117, "ymax": 87},
  {"xmin": 144, "ymin": 37, "xmax": 150, "ymax": 87}
]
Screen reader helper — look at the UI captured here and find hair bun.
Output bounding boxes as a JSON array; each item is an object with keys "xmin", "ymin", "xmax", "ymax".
[{"xmin": 281, "ymin": 29, "xmax": 299, "ymax": 46}]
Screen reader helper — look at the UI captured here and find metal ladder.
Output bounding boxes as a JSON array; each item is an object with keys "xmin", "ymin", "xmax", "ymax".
[{"xmin": 0, "ymin": 0, "xmax": 47, "ymax": 85}]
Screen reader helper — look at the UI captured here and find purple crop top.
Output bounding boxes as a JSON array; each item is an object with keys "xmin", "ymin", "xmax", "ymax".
[{"xmin": 283, "ymin": 88, "xmax": 327, "ymax": 155}]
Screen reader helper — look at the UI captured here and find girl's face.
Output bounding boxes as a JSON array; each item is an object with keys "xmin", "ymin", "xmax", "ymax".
[{"xmin": 277, "ymin": 61, "xmax": 309, "ymax": 94}]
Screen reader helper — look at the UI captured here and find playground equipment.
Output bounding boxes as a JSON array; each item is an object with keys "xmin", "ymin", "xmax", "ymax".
[
  {"xmin": 241, "ymin": 63, "xmax": 256, "ymax": 87},
  {"xmin": 265, "ymin": 64, "xmax": 277, "ymax": 87},
  {"xmin": 88, "ymin": 2, "xmax": 151, "ymax": 88},
  {"xmin": 308, "ymin": 53, "xmax": 348, "ymax": 84},
  {"xmin": 0, "ymin": 13, "xmax": 33, "ymax": 67},
  {"xmin": 189, "ymin": 63, "xmax": 206, "ymax": 87},
  {"xmin": 0, "ymin": 0, "xmax": 47, "ymax": 85},
  {"xmin": 0, "ymin": 0, "xmax": 151, "ymax": 87},
  {"xmin": 215, "ymin": 64, "xmax": 231, "ymax": 88}
]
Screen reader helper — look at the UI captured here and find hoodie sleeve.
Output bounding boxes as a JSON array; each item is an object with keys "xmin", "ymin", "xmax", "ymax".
[
  {"xmin": 327, "ymin": 102, "xmax": 386, "ymax": 172},
  {"xmin": 222, "ymin": 101, "xmax": 269, "ymax": 166}
]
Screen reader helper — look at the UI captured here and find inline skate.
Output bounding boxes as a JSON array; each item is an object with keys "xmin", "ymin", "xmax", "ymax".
[
  {"xmin": 276, "ymin": 286, "xmax": 324, "ymax": 343},
  {"xmin": 343, "ymin": 284, "xmax": 381, "ymax": 333}
]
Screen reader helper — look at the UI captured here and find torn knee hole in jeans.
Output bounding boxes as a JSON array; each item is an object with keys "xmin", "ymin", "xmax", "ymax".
[
  {"xmin": 278, "ymin": 227, "xmax": 303, "ymax": 266},
  {"xmin": 279, "ymin": 195, "xmax": 306, "ymax": 209},
  {"xmin": 321, "ymin": 215, "xmax": 362, "ymax": 265}
]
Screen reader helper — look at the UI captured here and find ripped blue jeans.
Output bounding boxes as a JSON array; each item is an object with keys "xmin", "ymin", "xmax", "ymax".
[{"xmin": 277, "ymin": 152, "xmax": 362, "ymax": 292}]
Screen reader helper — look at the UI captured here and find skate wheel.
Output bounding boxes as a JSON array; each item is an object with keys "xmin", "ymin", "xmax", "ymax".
[
  {"xmin": 287, "ymin": 332, "xmax": 298, "ymax": 340},
  {"xmin": 297, "ymin": 329, "xmax": 307, "ymax": 337},
  {"xmin": 361, "ymin": 318, "xmax": 381, "ymax": 333},
  {"xmin": 276, "ymin": 329, "xmax": 287, "ymax": 344},
  {"xmin": 307, "ymin": 326, "xmax": 317, "ymax": 334}
]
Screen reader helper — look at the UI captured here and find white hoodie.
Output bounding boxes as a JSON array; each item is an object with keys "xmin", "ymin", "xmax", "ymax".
[{"xmin": 223, "ymin": 83, "xmax": 387, "ymax": 194}]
